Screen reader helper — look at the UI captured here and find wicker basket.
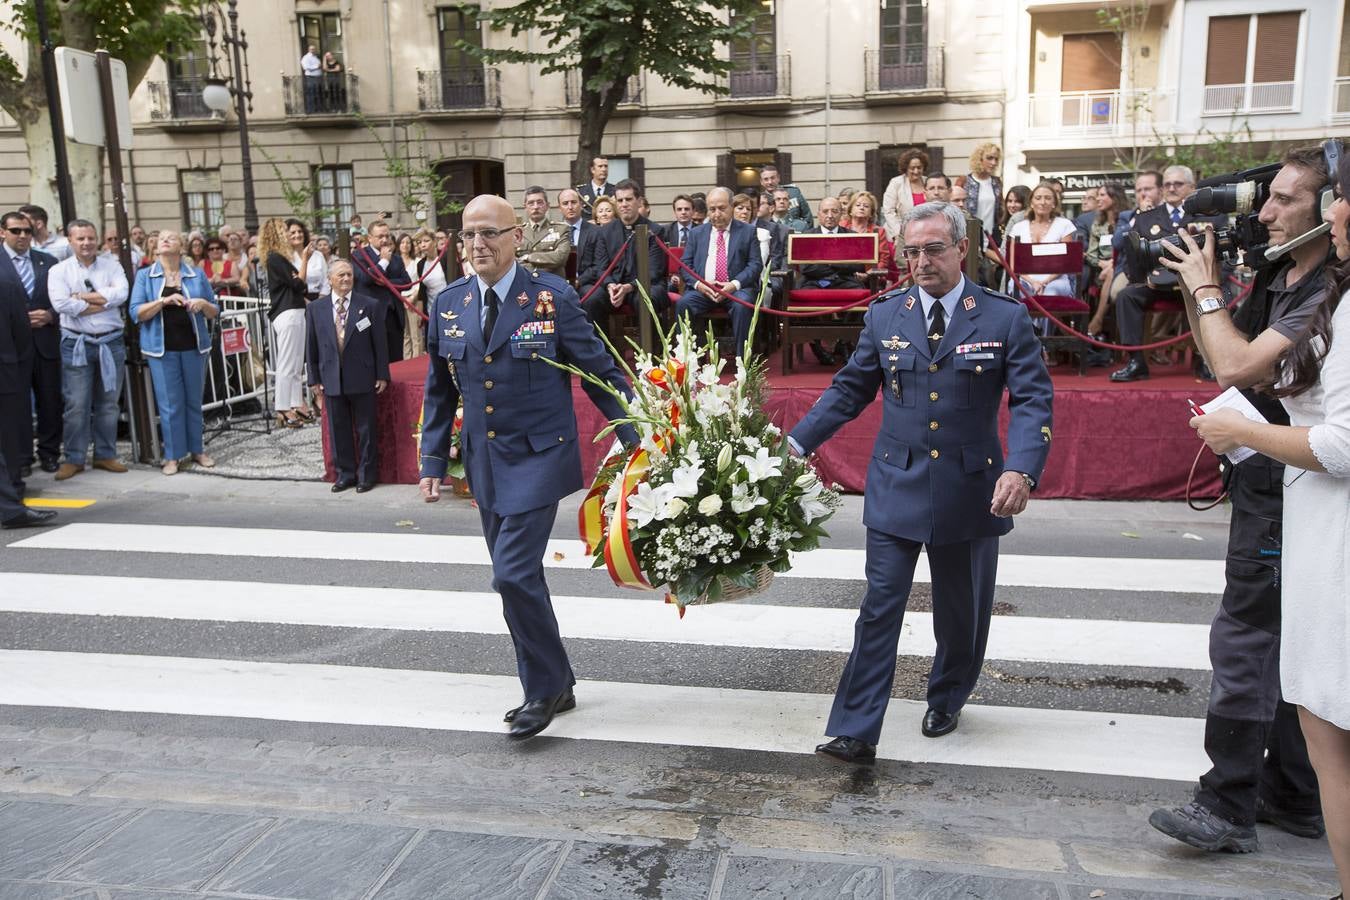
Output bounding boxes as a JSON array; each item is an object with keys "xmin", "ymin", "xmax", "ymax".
[{"xmin": 685, "ymin": 564, "xmax": 775, "ymax": 607}]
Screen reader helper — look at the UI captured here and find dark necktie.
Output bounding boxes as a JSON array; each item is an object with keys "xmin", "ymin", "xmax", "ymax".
[
  {"xmin": 1170, "ymin": 207, "xmax": 1182, "ymax": 228},
  {"xmin": 678, "ymin": 226, "xmax": 687, "ymax": 247},
  {"xmin": 929, "ymin": 303, "xmax": 946, "ymax": 355},
  {"xmin": 483, "ymin": 286, "xmax": 499, "ymax": 342}
]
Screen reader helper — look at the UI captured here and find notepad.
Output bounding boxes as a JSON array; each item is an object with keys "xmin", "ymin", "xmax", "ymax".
[{"xmin": 1197, "ymin": 387, "xmax": 1269, "ymax": 464}]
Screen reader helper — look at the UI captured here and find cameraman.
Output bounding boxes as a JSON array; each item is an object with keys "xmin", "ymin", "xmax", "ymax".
[{"xmin": 1147, "ymin": 145, "xmax": 1331, "ymax": 852}]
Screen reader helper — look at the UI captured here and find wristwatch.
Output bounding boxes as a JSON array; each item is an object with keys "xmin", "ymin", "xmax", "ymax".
[
  {"xmin": 1017, "ymin": 472, "xmax": 1035, "ymax": 490},
  {"xmin": 1194, "ymin": 293, "xmax": 1226, "ymax": 316}
]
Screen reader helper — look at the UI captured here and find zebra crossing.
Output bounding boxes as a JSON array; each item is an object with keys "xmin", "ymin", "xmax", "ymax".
[{"xmin": 1, "ymin": 519, "xmax": 1220, "ymax": 785}]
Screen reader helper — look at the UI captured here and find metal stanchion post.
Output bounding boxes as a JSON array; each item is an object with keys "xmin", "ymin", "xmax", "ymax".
[{"xmin": 634, "ymin": 224, "xmax": 654, "ymax": 354}]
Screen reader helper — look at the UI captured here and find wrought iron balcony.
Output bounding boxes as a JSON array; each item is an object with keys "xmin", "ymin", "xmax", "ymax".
[
  {"xmin": 282, "ymin": 72, "xmax": 360, "ymax": 117},
  {"xmin": 148, "ymin": 76, "xmax": 223, "ymax": 122},
  {"xmin": 721, "ymin": 53, "xmax": 790, "ymax": 100},
  {"xmin": 417, "ymin": 67, "xmax": 501, "ymax": 112},
  {"xmin": 864, "ymin": 47, "xmax": 944, "ymax": 95},
  {"xmin": 563, "ymin": 71, "xmax": 643, "ymax": 108}
]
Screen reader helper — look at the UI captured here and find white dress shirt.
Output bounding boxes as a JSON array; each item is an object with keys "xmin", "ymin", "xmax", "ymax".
[
  {"xmin": 37, "ymin": 233, "xmax": 72, "ymax": 262},
  {"xmin": 301, "ymin": 51, "xmax": 321, "ymax": 77},
  {"xmin": 701, "ymin": 226, "xmax": 741, "ymax": 291},
  {"xmin": 48, "ymin": 253, "xmax": 130, "ymax": 335}
]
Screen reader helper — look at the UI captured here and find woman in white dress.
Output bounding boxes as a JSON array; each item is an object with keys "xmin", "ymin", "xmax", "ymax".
[{"xmin": 1192, "ymin": 148, "xmax": 1350, "ymax": 900}]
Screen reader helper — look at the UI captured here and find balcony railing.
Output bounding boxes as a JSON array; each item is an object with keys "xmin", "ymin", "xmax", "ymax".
[
  {"xmin": 864, "ymin": 47, "xmax": 944, "ymax": 94},
  {"xmin": 282, "ymin": 73, "xmax": 360, "ymax": 117},
  {"xmin": 1334, "ymin": 77, "xmax": 1350, "ymax": 122},
  {"xmin": 417, "ymin": 67, "xmax": 501, "ymax": 112},
  {"xmin": 1202, "ymin": 80, "xmax": 1297, "ymax": 116},
  {"xmin": 1026, "ymin": 88, "xmax": 1174, "ymax": 138},
  {"xmin": 722, "ymin": 53, "xmax": 790, "ymax": 100},
  {"xmin": 148, "ymin": 76, "xmax": 222, "ymax": 122},
  {"xmin": 563, "ymin": 71, "xmax": 643, "ymax": 108}
]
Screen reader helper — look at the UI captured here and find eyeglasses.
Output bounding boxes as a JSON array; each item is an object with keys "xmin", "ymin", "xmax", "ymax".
[
  {"xmin": 900, "ymin": 243, "xmax": 952, "ymax": 262},
  {"xmin": 1162, "ymin": 181, "xmax": 1189, "ymax": 189},
  {"xmin": 6, "ymin": 227, "xmax": 33, "ymax": 235},
  {"xmin": 459, "ymin": 227, "xmax": 510, "ymax": 243}
]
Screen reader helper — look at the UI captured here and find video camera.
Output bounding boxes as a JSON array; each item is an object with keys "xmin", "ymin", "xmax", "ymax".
[{"xmin": 1123, "ymin": 163, "xmax": 1279, "ymax": 282}]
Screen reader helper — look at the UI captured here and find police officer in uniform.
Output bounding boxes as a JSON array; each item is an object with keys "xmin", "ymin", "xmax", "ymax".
[
  {"xmin": 418, "ymin": 195, "xmax": 635, "ymax": 741},
  {"xmin": 788, "ymin": 201, "xmax": 1053, "ymax": 763}
]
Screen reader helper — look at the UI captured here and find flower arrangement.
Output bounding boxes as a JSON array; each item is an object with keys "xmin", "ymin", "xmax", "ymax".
[{"xmin": 556, "ymin": 292, "xmax": 840, "ymax": 614}]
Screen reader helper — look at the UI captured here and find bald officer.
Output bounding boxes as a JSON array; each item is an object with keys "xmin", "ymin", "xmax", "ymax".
[
  {"xmin": 789, "ymin": 201, "xmax": 1054, "ymax": 764},
  {"xmin": 418, "ymin": 195, "xmax": 636, "ymax": 741}
]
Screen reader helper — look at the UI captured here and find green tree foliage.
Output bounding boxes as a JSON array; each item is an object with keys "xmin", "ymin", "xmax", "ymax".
[{"xmin": 463, "ymin": 0, "xmax": 761, "ymax": 182}]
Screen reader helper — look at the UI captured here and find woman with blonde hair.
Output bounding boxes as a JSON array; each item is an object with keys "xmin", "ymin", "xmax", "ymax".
[
  {"xmin": 591, "ymin": 196, "xmax": 617, "ymax": 226},
  {"xmin": 1004, "ymin": 182, "xmax": 1077, "ymax": 299},
  {"xmin": 845, "ymin": 190, "xmax": 897, "ymax": 281},
  {"xmin": 129, "ymin": 230, "xmax": 218, "ymax": 475},
  {"xmin": 403, "ymin": 228, "xmax": 448, "ymax": 357},
  {"xmin": 964, "ymin": 142, "xmax": 1004, "ymax": 241},
  {"xmin": 882, "ymin": 147, "xmax": 930, "ymax": 240},
  {"xmin": 259, "ymin": 217, "xmax": 314, "ymax": 428}
]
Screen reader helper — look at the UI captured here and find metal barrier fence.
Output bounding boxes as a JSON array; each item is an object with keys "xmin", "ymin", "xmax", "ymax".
[{"xmin": 202, "ymin": 297, "xmax": 272, "ymax": 419}]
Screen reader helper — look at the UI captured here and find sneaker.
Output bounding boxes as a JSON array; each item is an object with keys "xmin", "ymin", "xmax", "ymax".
[
  {"xmin": 1255, "ymin": 796, "xmax": 1325, "ymax": 839},
  {"xmin": 1148, "ymin": 801, "xmax": 1258, "ymax": 853}
]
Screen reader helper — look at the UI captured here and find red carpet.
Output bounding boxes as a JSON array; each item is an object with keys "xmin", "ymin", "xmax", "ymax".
[{"xmin": 324, "ymin": 353, "xmax": 1224, "ymax": 501}]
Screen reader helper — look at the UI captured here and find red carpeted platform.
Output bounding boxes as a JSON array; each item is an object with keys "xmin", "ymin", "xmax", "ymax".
[{"xmin": 324, "ymin": 353, "xmax": 1224, "ymax": 500}]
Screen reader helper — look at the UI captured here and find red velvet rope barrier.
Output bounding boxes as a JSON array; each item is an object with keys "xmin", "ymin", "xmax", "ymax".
[
  {"xmin": 986, "ymin": 232, "xmax": 1253, "ymax": 352},
  {"xmin": 348, "ymin": 242, "xmax": 459, "ymax": 324}
]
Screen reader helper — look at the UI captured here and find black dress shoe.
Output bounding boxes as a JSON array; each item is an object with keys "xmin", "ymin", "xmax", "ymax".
[
  {"xmin": 1254, "ymin": 796, "xmax": 1325, "ymax": 839},
  {"xmin": 1148, "ymin": 801, "xmax": 1257, "ymax": 853},
  {"xmin": 810, "ymin": 340, "xmax": 837, "ymax": 366},
  {"xmin": 921, "ymin": 708, "xmax": 960, "ymax": 737},
  {"xmin": 508, "ymin": 689, "xmax": 575, "ymax": 739},
  {"xmin": 355, "ymin": 482, "xmax": 376, "ymax": 493},
  {"xmin": 1109, "ymin": 357, "xmax": 1150, "ymax": 382},
  {"xmin": 331, "ymin": 479, "xmax": 357, "ymax": 493},
  {"xmin": 815, "ymin": 735, "xmax": 876, "ymax": 764},
  {"xmin": 2, "ymin": 508, "xmax": 57, "ymax": 530},
  {"xmin": 504, "ymin": 687, "xmax": 576, "ymax": 723},
  {"xmin": 39, "ymin": 459, "xmax": 60, "ymax": 473}
]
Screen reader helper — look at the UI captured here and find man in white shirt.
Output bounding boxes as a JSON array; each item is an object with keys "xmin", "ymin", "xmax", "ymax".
[
  {"xmin": 48, "ymin": 218, "xmax": 130, "ymax": 480},
  {"xmin": 20, "ymin": 205, "xmax": 70, "ymax": 262},
  {"xmin": 101, "ymin": 228, "xmax": 143, "ymax": 269},
  {"xmin": 300, "ymin": 44, "xmax": 322, "ymax": 113}
]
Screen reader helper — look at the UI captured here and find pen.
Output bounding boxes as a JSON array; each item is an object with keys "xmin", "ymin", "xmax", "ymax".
[{"xmin": 1188, "ymin": 398, "xmax": 1204, "ymax": 417}]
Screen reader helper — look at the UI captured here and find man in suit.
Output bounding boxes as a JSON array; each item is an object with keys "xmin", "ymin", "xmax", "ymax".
[
  {"xmin": 575, "ymin": 156, "xmax": 614, "ymax": 220},
  {"xmin": 517, "ymin": 186, "xmax": 571, "ymax": 279},
  {"xmin": 674, "ymin": 187, "xmax": 764, "ymax": 357},
  {"xmin": 307, "ymin": 259, "xmax": 388, "ymax": 493},
  {"xmin": 419, "ymin": 194, "xmax": 635, "ymax": 740},
  {"xmin": 580, "ymin": 178, "xmax": 668, "ymax": 328},
  {"xmin": 558, "ymin": 188, "xmax": 596, "ymax": 290},
  {"xmin": 0, "ymin": 264, "xmax": 55, "ymax": 530},
  {"xmin": 0, "ymin": 211, "xmax": 61, "ymax": 475},
  {"xmin": 789, "ymin": 201, "xmax": 1053, "ymax": 764},
  {"xmin": 351, "ymin": 219, "xmax": 409, "ymax": 366},
  {"xmin": 1111, "ymin": 164, "xmax": 1218, "ymax": 381},
  {"xmin": 664, "ymin": 195, "xmax": 696, "ymax": 249},
  {"xmin": 800, "ymin": 196, "xmax": 866, "ymax": 366}
]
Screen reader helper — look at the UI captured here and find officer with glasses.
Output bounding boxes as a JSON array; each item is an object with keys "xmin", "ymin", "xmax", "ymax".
[{"xmin": 788, "ymin": 201, "xmax": 1053, "ymax": 764}]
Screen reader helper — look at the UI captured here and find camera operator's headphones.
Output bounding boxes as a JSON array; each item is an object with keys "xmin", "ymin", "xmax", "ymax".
[{"xmin": 1319, "ymin": 138, "xmax": 1342, "ymax": 215}]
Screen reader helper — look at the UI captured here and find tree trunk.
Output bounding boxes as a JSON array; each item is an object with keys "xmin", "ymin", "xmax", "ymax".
[{"xmin": 20, "ymin": 113, "xmax": 103, "ymax": 229}]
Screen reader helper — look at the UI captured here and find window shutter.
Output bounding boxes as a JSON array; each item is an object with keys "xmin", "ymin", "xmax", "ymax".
[
  {"xmin": 865, "ymin": 148, "xmax": 882, "ymax": 202},
  {"xmin": 628, "ymin": 157, "xmax": 646, "ymax": 195},
  {"xmin": 716, "ymin": 153, "xmax": 736, "ymax": 192},
  {"xmin": 775, "ymin": 151, "xmax": 793, "ymax": 185},
  {"xmin": 1205, "ymin": 16, "xmax": 1249, "ymax": 85},
  {"xmin": 1061, "ymin": 33, "xmax": 1121, "ymax": 92},
  {"xmin": 1253, "ymin": 12, "xmax": 1300, "ymax": 83},
  {"xmin": 927, "ymin": 146, "xmax": 944, "ymax": 179}
]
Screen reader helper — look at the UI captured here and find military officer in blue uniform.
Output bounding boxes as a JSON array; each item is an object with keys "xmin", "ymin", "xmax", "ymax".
[
  {"xmin": 789, "ymin": 201, "xmax": 1054, "ymax": 764},
  {"xmin": 419, "ymin": 195, "xmax": 636, "ymax": 740}
]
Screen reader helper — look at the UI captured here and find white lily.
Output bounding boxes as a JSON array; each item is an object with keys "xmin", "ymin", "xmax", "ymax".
[
  {"xmin": 627, "ymin": 482, "xmax": 672, "ymax": 528},
  {"xmin": 799, "ymin": 480, "xmax": 831, "ymax": 524},
  {"xmin": 669, "ymin": 462, "xmax": 704, "ymax": 498},
  {"xmin": 716, "ymin": 444, "xmax": 734, "ymax": 473},
  {"xmin": 737, "ymin": 446, "xmax": 782, "ymax": 484},
  {"xmin": 730, "ymin": 481, "xmax": 768, "ymax": 514}
]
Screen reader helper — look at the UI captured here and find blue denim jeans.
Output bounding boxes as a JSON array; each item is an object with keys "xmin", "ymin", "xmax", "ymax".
[
  {"xmin": 147, "ymin": 350, "xmax": 205, "ymax": 461},
  {"xmin": 60, "ymin": 333, "xmax": 126, "ymax": 465}
]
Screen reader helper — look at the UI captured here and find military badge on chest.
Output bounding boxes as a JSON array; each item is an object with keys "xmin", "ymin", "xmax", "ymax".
[{"xmin": 533, "ymin": 289, "xmax": 556, "ymax": 319}]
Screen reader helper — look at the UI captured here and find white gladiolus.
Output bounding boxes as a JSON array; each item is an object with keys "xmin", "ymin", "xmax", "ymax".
[{"xmin": 698, "ymin": 494, "xmax": 723, "ymax": 515}]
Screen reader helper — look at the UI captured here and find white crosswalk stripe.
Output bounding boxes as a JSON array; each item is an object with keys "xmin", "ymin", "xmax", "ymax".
[{"xmin": 1, "ymin": 522, "xmax": 1219, "ymax": 784}]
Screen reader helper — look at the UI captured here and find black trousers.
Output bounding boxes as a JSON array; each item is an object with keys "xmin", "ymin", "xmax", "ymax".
[
  {"xmin": 0, "ymin": 388, "xmax": 28, "ymax": 496},
  {"xmin": 1194, "ymin": 462, "xmax": 1320, "ymax": 826},
  {"xmin": 1113, "ymin": 282, "xmax": 1178, "ymax": 361},
  {"xmin": 21, "ymin": 353, "xmax": 62, "ymax": 466},
  {"xmin": 326, "ymin": 391, "xmax": 378, "ymax": 485}
]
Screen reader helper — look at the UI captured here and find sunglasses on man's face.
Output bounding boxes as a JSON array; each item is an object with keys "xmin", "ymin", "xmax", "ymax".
[{"xmin": 7, "ymin": 227, "xmax": 33, "ymax": 236}]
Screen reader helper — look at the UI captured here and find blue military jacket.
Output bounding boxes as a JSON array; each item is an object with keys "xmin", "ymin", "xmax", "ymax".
[
  {"xmin": 790, "ymin": 277, "xmax": 1053, "ymax": 545},
  {"xmin": 419, "ymin": 265, "xmax": 635, "ymax": 516}
]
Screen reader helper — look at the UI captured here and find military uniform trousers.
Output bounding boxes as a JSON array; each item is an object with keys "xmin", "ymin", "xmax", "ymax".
[
  {"xmin": 827, "ymin": 528, "xmax": 1000, "ymax": 746},
  {"xmin": 478, "ymin": 500, "xmax": 575, "ymax": 702},
  {"xmin": 1195, "ymin": 461, "xmax": 1319, "ymax": 826}
]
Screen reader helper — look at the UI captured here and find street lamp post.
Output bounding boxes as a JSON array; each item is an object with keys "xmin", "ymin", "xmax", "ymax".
[{"xmin": 200, "ymin": 0, "xmax": 257, "ymax": 234}]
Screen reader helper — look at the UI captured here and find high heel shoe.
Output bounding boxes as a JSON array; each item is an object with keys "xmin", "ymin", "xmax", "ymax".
[
  {"xmin": 276, "ymin": 412, "xmax": 303, "ymax": 429},
  {"xmin": 293, "ymin": 408, "xmax": 316, "ymax": 422}
]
